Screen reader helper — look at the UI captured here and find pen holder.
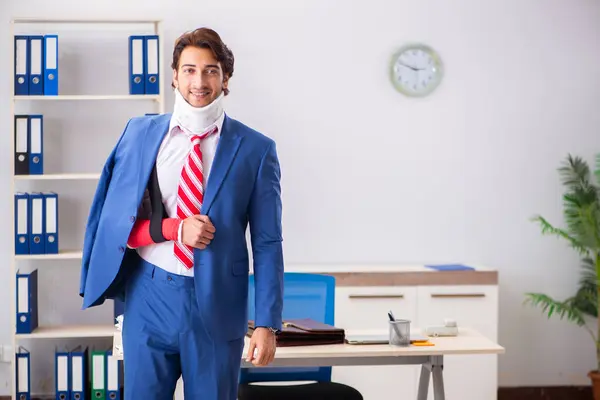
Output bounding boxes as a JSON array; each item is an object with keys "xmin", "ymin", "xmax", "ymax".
[{"xmin": 389, "ymin": 319, "xmax": 410, "ymax": 346}]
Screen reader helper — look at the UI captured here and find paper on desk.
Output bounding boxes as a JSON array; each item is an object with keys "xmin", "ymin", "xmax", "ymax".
[
  {"xmin": 114, "ymin": 314, "xmax": 124, "ymax": 358},
  {"xmin": 115, "ymin": 314, "xmax": 123, "ymax": 331},
  {"xmin": 113, "ymin": 332, "xmax": 123, "ymax": 357}
]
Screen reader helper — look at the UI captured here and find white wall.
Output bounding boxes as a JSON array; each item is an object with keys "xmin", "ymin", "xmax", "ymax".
[{"xmin": 1, "ymin": 0, "xmax": 599, "ymax": 395}]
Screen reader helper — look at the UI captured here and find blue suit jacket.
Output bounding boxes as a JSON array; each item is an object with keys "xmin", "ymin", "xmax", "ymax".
[{"xmin": 79, "ymin": 113, "xmax": 284, "ymax": 341}]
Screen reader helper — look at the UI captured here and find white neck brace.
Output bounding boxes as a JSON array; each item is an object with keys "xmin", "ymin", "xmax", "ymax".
[{"xmin": 172, "ymin": 87, "xmax": 224, "ymax": 135}]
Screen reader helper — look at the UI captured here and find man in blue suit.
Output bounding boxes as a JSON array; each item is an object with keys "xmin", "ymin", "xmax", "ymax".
[{"xmin": 79, "ymin": 27, "xmax": 284, "ymax": 400}]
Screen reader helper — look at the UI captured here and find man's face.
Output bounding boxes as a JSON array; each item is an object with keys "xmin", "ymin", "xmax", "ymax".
[{"xmin": 173, "ymin": 46, "xmax": 228, "ymax": 108}]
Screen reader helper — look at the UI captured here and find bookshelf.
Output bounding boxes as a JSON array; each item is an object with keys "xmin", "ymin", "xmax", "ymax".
[
  {"xmin": 13, "ymin": 94, "xmax": 161, "ymax": 101},
  {"xmin": 9, "ymin": 17, "xmax": 165, "ymax": 399},
  {"xmin": 14, "ymin": 173, "xmax": 101, "ymax": 181},
  {"xmin": 15, "ymin": 325, "xmax": 115, "ymax": 340},
  {"xmin": 14, "ymin": 250, "xmax": 83, "ymax": 261}
]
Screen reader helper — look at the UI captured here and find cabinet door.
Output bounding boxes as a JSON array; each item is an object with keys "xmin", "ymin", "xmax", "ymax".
[
  {"xmin": 417, "ymin": 285, "xmax": 499, "ymax": 400},
  {"xmin": 331, "ymin": 286, "xmax": 419, "ymax": 400}
]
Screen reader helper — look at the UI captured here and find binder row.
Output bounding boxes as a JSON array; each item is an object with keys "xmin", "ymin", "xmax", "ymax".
[
  {"xmin": 129, "ymin": 35, "xmax": 160, "ymax": 95},
  {"xmin": 14, "ymin": 34, "xmax": 160, "ymax": 96},
  {"xmin": 15, "ymin": 114, "xmax": 44, "ymax": 175},
  {"xmin": 16, "ymin": 346, "xmax": 123, "ymax": 400},
  {"xmin": 14, "ymin": 35, "xmax": 59, "ymax": 96},
  {"xmin": 15, "ymin": 192, "xmax": 59, "ymax": 255}
]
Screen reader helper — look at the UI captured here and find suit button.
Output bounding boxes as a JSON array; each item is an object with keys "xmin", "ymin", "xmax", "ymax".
[
  {"xmin": 118, "ymin": 246, "xmax": 125, "ymax": 253},
  {"xmin": 130, "ymin": 216, "xmax": 136, "ymax": 222}
]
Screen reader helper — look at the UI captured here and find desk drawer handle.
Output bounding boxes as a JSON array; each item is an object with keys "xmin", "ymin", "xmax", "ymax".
[
  {"xmin": 348, "ymin": 294, "xmax": 404, "ymax": 299},
  {"xmin": 431, "ymin": 293, "xmax": 486, "ymax": 298}
]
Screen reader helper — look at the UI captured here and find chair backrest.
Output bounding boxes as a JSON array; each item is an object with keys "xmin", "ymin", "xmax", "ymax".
[{"xmin": 239, "ymin": 272, "xmax": 335, "ymax": 384}]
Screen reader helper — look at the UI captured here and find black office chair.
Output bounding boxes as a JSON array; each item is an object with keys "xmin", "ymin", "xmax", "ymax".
[
  {"xmin": 238, "ymin": 381, "xmax": 363, "ymax": 400},
  {"xmin": 238, "ymin": 273, "xmax": 363, "ymax": 400}
]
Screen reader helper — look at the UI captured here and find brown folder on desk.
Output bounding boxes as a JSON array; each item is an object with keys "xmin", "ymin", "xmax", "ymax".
[{"xmin": 247, "ymin": 318, "xmax": 345, "ymax": 347}]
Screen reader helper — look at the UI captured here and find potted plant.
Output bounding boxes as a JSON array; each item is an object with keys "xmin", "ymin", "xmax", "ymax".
[{"xmin": 525, "ymin": 154, "xmax": 599, "ymax": 399}]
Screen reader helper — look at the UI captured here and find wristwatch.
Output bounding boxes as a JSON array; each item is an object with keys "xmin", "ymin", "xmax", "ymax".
[{"xmin": 260, "ymin": 327, "xmax": 280, "ymax": 335}]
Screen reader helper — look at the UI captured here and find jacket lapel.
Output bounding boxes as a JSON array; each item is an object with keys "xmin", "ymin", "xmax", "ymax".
[
  {"xmin": 138, "ymin": 115, "xmax": 170, "ymax": 196},
  {"xmin": 201, "ymin": 115, "xmax": 242, "ymax": 214}
]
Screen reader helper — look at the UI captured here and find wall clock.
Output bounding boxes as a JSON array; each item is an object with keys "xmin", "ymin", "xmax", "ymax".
[{"xmin": 390, "ymin": 44, "xmax": 443, "ymax": 97}]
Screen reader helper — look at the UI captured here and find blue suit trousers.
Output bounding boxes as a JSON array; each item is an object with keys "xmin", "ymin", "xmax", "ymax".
[{"xmin": 122, "ymin": 256, "xmax": 245, "ymax": 400}]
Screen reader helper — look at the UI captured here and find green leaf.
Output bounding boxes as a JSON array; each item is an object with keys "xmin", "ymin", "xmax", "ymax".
[
  {"xmin": 530, "ymin": 215, "xmax": 590, "ymax": 256},
  {"xmin": 560, "ymin": 154, "xmax": 592, "ymax": 191},
  {"xmin": 581, "ymin": 257, "xmax": 598, "ymax": 286},
  {"xmin": 524, "ymin": 293, "xmax": 588, "ymax": 326},
  {"xmin": 562, "ymin": 194, "xmax": 600, "ymax": 249},
  {"xmin": 575, "ymin": 257, "xmax": 598, "ymax": 318},
  {"xmin": 556, "ymin": 155, "xmax": 600, "ymax": 250}
]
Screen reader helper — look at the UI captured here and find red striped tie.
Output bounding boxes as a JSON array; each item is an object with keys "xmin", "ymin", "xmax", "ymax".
[{"xmin": 174, "ymin": 125, "xmax": 218, "ymax": 269}]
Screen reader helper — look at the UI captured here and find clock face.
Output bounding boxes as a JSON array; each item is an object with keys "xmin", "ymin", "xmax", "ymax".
[{"xmin": 390, "ymin": 44, "xmax": 443, "ymax": 97}]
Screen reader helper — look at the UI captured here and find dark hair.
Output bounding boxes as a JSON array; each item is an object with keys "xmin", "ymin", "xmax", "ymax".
[{"xmin": 171, "ymin": 27, "xmax": 234, "ymax": 94}]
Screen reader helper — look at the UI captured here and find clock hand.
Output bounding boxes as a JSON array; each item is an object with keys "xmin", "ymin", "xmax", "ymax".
[{"xmin": 398, "ymin": 62, "xmax": 424, "ymax": 71}]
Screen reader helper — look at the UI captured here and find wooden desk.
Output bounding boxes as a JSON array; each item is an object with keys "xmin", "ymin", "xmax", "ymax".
[
  {"xmin": 241, "ymin": 328, "xmax": 503, "ymax": 400},
  {"xmin": 114, "ymin": 328, "xmax": 504, "ymax": 400}
]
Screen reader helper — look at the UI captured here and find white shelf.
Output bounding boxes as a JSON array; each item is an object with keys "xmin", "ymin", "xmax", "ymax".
[
  {"xmin": 15, "ymin": 250, "xmax": 83, "ymax": 260},
  {"xmin": 13, "ymin": 94, "xmax": 160, "ymax": 101},
  {"xmin": 14, "ymin": 173, "xmax": 100, "ymax": 181},
  {"xmin": 12, "ymin": 18, "xmax": 162, "ymax": 24},
  {"xmin": 15, "ymin": 325, "xmax": 115, "ymax": 339}
]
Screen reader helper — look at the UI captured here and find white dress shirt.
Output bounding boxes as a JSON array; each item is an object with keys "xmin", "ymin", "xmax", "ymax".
[{"xmin": 136, "ymin": 112, "xmax": 224, "ymax": 277}]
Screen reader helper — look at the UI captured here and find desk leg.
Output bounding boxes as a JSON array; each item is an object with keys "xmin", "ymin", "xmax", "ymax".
[
  {"xmin": 416, "ymin": 364, "xmax": 431, "ymax": 400},
  {"xmin": 431, "ymin": 355, "xmax": 445, "ymax": 400},
  {"xmin": 416, "ymin": 356, "xmax": 445, "ymax": 400}
]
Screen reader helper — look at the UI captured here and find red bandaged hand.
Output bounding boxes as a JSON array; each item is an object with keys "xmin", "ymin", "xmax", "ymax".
[{"xmin": 127, "ymin": 218, "xmax": 181, "ymax": 248}]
